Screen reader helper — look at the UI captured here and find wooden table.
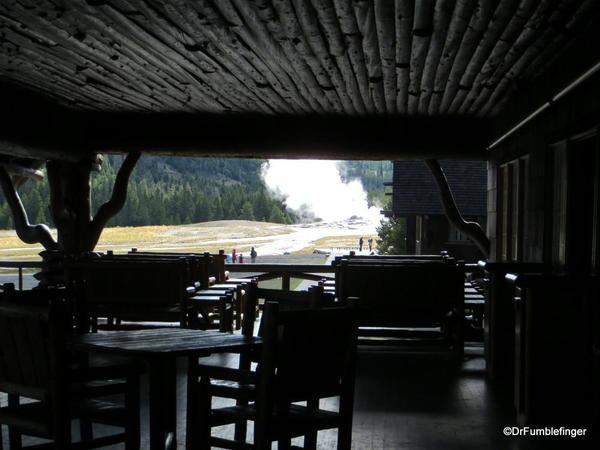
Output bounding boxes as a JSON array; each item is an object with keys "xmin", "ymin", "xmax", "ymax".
[{"xmin": 70, "ymin": 328, "xmax": 261, "ymax": 450}]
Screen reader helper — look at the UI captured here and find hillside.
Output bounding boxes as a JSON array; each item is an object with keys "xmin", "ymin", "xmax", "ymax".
[
  {"xmin": 337, "ymin": 160, "xmax": 392, "ymax": 206},
  {"xmin": 0, "ymin": 157, "xmax": 391, "ymax": 229}
]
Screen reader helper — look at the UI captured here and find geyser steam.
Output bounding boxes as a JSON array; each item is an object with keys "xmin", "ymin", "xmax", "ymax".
[{"xmin": 261, "ymin": 160, "xmax": 381, "ymax": 223}]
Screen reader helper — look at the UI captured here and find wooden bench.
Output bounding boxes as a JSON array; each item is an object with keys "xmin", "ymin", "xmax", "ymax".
[
  {"xmin": 120, "ymin": 251, "xmax": 241, "ymax": 330},
  {"xmin": 126, "ymin": 250, "xmax": 244, "ymax": 329},
  {"xmin": 74, "ymin": 258, "xmax": 232, "ymax": 332},
  {"xmin": 128, "ymin": 249, "xmax": 228, "ymax": 284},
  {"xmin": 122, "ymin": 251, "xmax": 213, "ymax": 287},
  {"xmin": 336, "ymin": 259, "xmax": 464, "ymax": 357}
]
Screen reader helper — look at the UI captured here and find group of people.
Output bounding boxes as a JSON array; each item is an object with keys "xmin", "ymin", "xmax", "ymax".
[
  {"xmin": 229, "ymin": 247, "xmax": 257, "ymax": 264},
  {"xmin": 228, "ymin": 238, "xmax": 373, "ymax": 263},
  {"xmin": 358, "ymin": 237, "xmax": 373, "ymax": 252}
]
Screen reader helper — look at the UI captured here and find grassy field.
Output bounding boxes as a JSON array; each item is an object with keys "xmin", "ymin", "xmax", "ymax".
[{"xmin": 0, "ymin": 220, "xmax": 378, "ymax": 264}]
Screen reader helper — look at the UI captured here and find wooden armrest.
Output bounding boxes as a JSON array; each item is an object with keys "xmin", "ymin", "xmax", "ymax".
[
  {"xmin": 195, "ymin": 364, "xmax": 257, "ymax": 384},
  {"xmin": 186, "ymin": 286, "xmax": 197, "ymax": 295},
  {"xmin": 188, "ymin": 295, "xmax": 229, "ymax": 304}
]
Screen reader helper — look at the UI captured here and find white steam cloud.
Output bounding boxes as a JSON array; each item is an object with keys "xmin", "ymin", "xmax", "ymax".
[{"xmin": 261, "ymin": 160, "xmax": 382, "ymax": 224}]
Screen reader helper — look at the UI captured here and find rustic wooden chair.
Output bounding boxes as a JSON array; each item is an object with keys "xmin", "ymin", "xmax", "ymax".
[
  {"xmin": 0, "ymin": 290, "xmax": 140, "ymax": 449},
  {"xmin": 186, "ymin": 292, "xmax": 357, "ymax": 450},
  {"xmin": 254, "ymin": 285, "xmax": 337, "ymax": 312}
]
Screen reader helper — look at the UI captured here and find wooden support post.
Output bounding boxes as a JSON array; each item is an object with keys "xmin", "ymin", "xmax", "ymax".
[
  {"xmin": 0, "ymin": 152, "xmax": 139, "ymax": 289},
  {"xmin": 425, "ymin": 160, "xmax": 490, "ymax": 257},
  {"xmin": 47, "ymin": 152, "xmax": 140, "ymax": 253},
  {"xmin": 282, "ymin": 274, "xmax": 291, "ymax": 291}
]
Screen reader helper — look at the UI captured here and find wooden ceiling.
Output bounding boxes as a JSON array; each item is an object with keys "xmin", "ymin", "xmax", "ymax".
[{"xmin": 0, "ymin": 0, "xmax": 599, "ymax": 161}]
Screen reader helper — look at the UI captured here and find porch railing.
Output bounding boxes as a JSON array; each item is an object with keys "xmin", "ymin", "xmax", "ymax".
[
  {"xmin": 0, "ymin": 261, "xmax": 44, "ymax": 290},
  {"xmin": 0, "ymin": 260, "xmax": 481, "ymax": 292},
  {"xmin": 225, "ymin": 263, "xmax": 335, "ymax": 290}
]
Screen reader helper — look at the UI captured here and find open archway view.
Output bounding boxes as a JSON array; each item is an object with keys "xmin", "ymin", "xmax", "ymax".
[{"xmin": 0, "ymin": 156, "xmax": 391, "ymax": 286}]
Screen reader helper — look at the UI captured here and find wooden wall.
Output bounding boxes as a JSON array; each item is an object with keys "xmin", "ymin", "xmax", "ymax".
[{"xmin": 488, "ymin": 70, "xmax": 600, "ymax": 267}]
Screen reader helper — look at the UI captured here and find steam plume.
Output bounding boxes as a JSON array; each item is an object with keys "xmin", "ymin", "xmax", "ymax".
[{"xmin": 261, "ymin": 160, "xmax": 381, "ymax": 224}]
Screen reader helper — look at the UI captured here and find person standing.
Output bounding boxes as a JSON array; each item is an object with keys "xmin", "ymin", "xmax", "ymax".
[
  {"xmin": 238, "ymin": 253, "xmax": 244, "ymax": 264},
  {"xmin": 368, "ymin": 238, "xmax": 373, "ymax": 251},
  {"xmin": 359, "ymin": 237, "xmax": 364, "ymax": 251},
  {"xmin": 232, "ymin": 249, "xmax": 236, "ymax": 264},
  {"xmin": 250, "ymin": 247, "xmax": 257, "ymax": 263}
]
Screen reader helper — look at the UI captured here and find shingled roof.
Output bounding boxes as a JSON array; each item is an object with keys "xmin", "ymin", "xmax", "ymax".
[{"xmin": 391, "ymin": 160, "xmax": 486, "ymax": 216}]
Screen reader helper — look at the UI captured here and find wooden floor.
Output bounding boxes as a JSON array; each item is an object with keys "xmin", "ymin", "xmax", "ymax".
[{"xmin": 2, "ymin": 345, "xmax": 594, "ymax": 449}]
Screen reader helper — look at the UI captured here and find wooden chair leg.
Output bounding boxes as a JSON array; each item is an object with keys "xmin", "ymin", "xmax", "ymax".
[
  {"xmin": 79, "ymin": 419, "xmax": 93, "ymax": 441},
  {"xmin": 233, "ymin": 419, "xmax": 247, "ymax": 444},
  {"xmin": 51, "ymin": 399, "xmax": 72, "ymax": 450},
  {"xmin": 8, "ymin": 428, "xmax": 22, "ymax": 450},
  {"xmin": 187, "ymin": 367, "xmax": 212, "ymax": 450},
  {"xmin": 337, "ymin": 401, "xmax": 353, "ymax": 450},
  {"xmin": 52, "ymin": 420, "xmax": 71, "ymax": 449},
  {"xmin": 275, "ymin": 405, "xmax": 292, "ymax": 450},
  {"xmin": 7, "ymin": 395, "xmax": 22, "ymax": 450},
  {"xmin": 234, "ymin": 287, "xmax": 242, "ymax": 330},
  {"xmin": 278, "ymin": 437, "xmax": 292, "ymax": 450},
  {"xmin": 218, "ymin": 299, "xmax": 227, "ymax": 333},
  {"xmin": 90, "ymin": 315, "xmax": 98, "ymax": 333},
  {"xmin": 125, "ymin": 373, "xmax": 141, "ymax": 450},
  {"xmin": 304, "ymin": 398, "xmax": 319, "ymax": 449},
  {"xmin": 228, "ymin": 301, "xmax": 234, "ymax": 333}
]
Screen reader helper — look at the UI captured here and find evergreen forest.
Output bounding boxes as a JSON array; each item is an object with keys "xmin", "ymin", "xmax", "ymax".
[{"xmin": 0, "ymin": 157, "xmax": 391, "ymax": 229}]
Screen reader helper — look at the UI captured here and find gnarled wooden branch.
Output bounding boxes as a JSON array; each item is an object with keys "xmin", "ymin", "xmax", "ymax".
[
  {"xmin": 88, "ymin": 152, "xmax": 140, "ymax": 248},
  {"xmin": 425, "ymin": 159, "xmax": 489, "ymax": 257},
  {"xmin": 0, "ymin": 166, "xmax": 57, "ymax": 250},
  {"xmin": 0, "ymin": 163, "xmax": 44, "ymax": 181}
]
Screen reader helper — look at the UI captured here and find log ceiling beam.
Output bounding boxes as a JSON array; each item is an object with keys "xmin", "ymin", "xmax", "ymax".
[
  {"xmin": 0, "ymin": 108, "xmax": 490, "ymax": 162},
  {"xmin": 0, "ymin": 81, "xmax": 490, "ymax": 161},
  {"xmin": 85, "ymin": 113, "xmax": 490, "ymax": 160}
]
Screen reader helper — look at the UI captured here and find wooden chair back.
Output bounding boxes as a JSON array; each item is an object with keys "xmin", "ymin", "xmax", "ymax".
[
  {"xmin": 337, "ymin": 261, "xmax": 463, "ymax": 327},
  {"xmin": 121, "ymin": 251, "xmax": 212, "ymax": 288},
  {"xmin": 0, "ymin": 288, "xmax": 141, "ymax": 448},
  {"xmin": 255, "ymin": 301, "xmax": 357, "ymax": 445},
  {"xmin": 78, "ymin": 259, "xmax": 187, "ymax": 306},
  {"xmin": 128, "ymin": 250, "xmax": 224, "ymax": 285},
  {"xmin": 255, "ymin": 285, "xmax": 336, "ymax": 311},
  {"xmin": 0, "ymin": 290, "xmax": 67, "ymax": 402}
]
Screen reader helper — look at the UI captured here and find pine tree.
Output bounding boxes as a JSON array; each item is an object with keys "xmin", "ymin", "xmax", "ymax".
[
  {"xmin": 240, "ymin": 201, "xmax": 255, "ymax": 221},
  {"xmin": 268, "ymin": 206, "xmax": 286, "ymax": 223},
  {"xmin": 376, "ymin": 216, "xmax": 406, "ymax": 254}
]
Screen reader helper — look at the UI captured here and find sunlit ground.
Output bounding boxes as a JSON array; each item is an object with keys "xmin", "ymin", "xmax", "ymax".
[{"xmin": 0, "ymin": 219, "xmax": 379, "ymax": 263}]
